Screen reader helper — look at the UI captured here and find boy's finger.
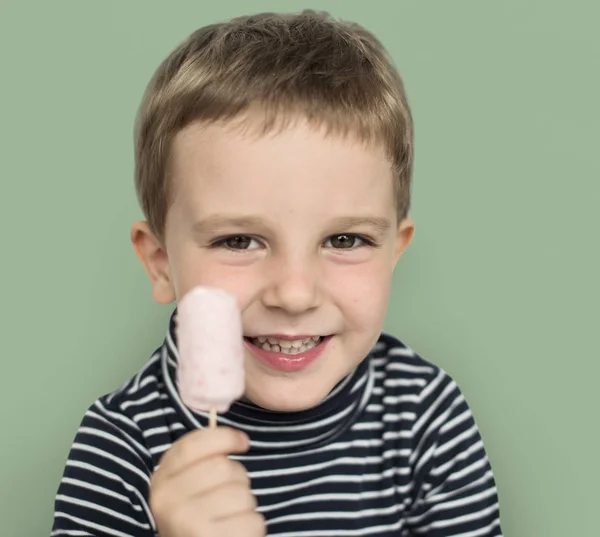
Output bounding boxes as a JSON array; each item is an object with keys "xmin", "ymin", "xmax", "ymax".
[
  {"xmin": 194, "ymin": 481, "xmax": 258, "ymax": 521},
  {"xmin": 212, "ymin": 510, "xmax": 266, "ymax": 537},
  {"xmin": 155, "ymin": 427, "xmax": 249, "ymax": 477},
  {"xmin": 153, "ymin": 455, "xmax": 250, "ymax": 501}
]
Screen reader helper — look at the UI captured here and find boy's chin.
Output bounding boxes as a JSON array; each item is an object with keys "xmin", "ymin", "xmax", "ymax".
[{"xmin": 243, "ymin": 383, "xmax": 333, "ymax": 413}]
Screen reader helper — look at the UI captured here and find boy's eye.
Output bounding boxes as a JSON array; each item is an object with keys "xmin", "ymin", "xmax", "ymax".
[
  {"xmin": 325, "ymin": 234, "xmax": 368, "ymax": 249},
  {"xmin": 214, "ymin": 236, "xmax": 261, "ymax": 250}
]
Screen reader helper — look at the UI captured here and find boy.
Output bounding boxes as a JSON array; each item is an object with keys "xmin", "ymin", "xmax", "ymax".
[{"xmin": 51, "ymin": 10, "xmax": 503, "ymax": 537}]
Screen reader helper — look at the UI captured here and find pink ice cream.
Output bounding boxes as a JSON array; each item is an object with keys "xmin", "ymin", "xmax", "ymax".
[{"xmin": 176, "ymin": 286, "xmax": 245, "ymax": 414}]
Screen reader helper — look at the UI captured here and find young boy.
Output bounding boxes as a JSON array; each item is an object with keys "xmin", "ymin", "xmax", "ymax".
[{"xmin": 51, "ymin": 10, "xmax": 503, "ymax": 537}]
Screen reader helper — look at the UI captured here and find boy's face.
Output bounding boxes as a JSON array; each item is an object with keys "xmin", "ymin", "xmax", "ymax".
[{"xmin": 132, "ymin": 116, "xmax": 414, "ymax": 412}]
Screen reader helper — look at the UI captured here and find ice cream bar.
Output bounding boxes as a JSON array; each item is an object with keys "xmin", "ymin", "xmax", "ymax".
[{"xmin": 176, "ymin": 286, "xmax": 245, "ymax": 420}]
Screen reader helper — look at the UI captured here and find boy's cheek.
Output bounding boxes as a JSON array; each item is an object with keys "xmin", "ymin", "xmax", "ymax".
[
  {"xmin": 328, "ymin": 265, "xmax": 392, "ymax": 323},
  {"xmin": 326, "ymin": 259, "xmax": 393, "ymax": 297},
  {"xmin": 173, "ymin": 254, "xmax": 260, "ymax": 305}
]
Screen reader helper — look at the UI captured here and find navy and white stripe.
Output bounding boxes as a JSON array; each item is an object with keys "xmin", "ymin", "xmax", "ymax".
[{"xmin": 52, "ymin": 312, "xmax": 503, "ymax": 536}]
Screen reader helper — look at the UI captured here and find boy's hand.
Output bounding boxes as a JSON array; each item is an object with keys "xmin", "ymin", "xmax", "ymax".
[{"xmin": 150, "ymin": 427, "xmax": 265, "ymax": 537}]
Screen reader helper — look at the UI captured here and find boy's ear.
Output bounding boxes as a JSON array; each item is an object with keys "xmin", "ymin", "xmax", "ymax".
[
  {"xmin": 393, "ymin": 217, "xmax": 415, "ymax": 268},
  {"xmin": 130, "ymin": 221, "xmax": 176, "ymax": 304}
]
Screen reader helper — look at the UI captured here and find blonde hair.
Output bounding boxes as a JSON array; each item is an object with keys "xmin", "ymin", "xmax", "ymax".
[{"xmin": 134, "ymin": 10, "xmax": 413, "ymax": 243}]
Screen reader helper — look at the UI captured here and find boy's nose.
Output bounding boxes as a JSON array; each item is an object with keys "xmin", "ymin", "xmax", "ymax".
[{"xmin": 261, "ymin": 255, "xmax": 322, "ymax": 315}]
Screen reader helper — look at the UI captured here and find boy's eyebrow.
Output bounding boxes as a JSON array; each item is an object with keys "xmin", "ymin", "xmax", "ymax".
[
  {"xmin": 191, "ymin": 215, "xmax": 392, "ymax": 235},
  {"xmin": 191, "ymin": 215, "xmax": 270, "ymax": 235},
  {"xmin": 328, "ymin": 216, "xmax": 392, "ymax": 235}
]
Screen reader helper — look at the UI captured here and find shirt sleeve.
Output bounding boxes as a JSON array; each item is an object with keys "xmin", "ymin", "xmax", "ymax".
[
  {"xmin": 405, "ymin": 369, "xmax": 503, "ymax": 537},
  {"xmin": 51, "ymin": 399, "xmax": 157, "ymax": 537}
]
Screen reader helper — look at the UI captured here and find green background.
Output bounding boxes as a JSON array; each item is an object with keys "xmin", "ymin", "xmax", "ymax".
[{"xmin": 1, "ymin": 1, "xmax": 598, "ymax": 535}]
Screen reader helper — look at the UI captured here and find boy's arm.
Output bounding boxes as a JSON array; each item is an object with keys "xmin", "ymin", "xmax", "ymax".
[
  {"xmin": 405, "ymin": 369, "xmax": 503, "ymax": 536},
  {"xmin": 51, "ymin": 400, "xmax": 156, "ymax": 537}
]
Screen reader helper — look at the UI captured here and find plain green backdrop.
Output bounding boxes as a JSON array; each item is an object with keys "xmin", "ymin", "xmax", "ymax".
[{"xmin": 1, "ymin": 1, "xmax": 598, "ymax": 535}]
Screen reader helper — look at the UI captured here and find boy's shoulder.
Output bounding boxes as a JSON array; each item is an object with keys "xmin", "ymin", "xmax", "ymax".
[
  {"xmin": 374, "ymin": 331, "xmax": 445, "ymax": 380},
  {"xmin": 77, "ymin": 349, "xmax": 167, "ymax": 444},
  {"xmin": 97, "ymin": 348, "xmax": 166, "ymax": 415},
  {"xmin": 372, "ymin": 331, "xmax": 466, "ymax": 407},
  {"xmin": 71, "ymin": 346, "xmax": 181, "ymax": 472}
]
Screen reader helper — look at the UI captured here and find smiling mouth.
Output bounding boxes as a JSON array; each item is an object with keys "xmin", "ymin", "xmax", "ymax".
[{"xmin": 245, "ymin": 336, "xmax": 324, "ymax": 354}]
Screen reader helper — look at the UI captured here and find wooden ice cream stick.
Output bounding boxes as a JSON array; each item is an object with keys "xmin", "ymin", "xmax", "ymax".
[{"xmin": 209, "ymin": 407, "xmax": 217, "ymax": 429}]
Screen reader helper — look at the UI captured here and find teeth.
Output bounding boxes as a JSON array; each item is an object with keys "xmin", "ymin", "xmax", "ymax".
[{"xmin": 251, "ymin": 336, "xmax": 323, "ymax": 354}]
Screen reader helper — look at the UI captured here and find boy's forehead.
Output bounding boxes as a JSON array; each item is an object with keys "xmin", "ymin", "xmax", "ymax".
[
  {"xmin": 169, "ymin": 118, "xmax": 395, "ymax": 225},
  {"xmin": 171, "ymin": 115, "xmax": 392, "ymax": 180},
  {"xmin": 166, "ymin": 118, "xmax": 398, "ymax": 233}
]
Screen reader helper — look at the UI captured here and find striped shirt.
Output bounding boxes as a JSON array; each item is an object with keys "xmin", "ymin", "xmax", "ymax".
[{"xmin": 51, "ymin": 312, "xmax": 503, "ymax": 536}]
